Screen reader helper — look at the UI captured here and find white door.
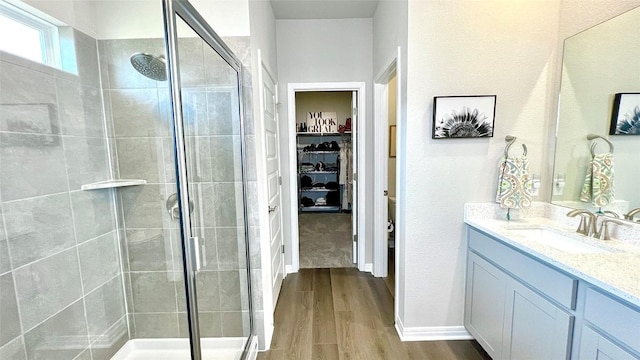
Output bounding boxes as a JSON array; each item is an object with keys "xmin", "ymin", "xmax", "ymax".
[
  {"xmin": 261, "ymin": 63, "xmax": 284, "ymax": 305},
  {"xmin": 351, "ymin": 91, "xmax": 358, "ymax": 264}
]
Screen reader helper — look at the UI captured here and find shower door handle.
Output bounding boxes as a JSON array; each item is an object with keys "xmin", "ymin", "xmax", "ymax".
[{"xmin": 189, "ymin": 237, "xmax": 202, "ymax": 273}]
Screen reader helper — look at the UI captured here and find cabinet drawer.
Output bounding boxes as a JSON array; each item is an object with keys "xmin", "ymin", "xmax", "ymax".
[
  {"xmin": 468, "ymin": 228, "xmax": 577, "ymax": 309},
  {"xmin": 584, "ymin": 287, "xmax": 640, "ymax": 352}
]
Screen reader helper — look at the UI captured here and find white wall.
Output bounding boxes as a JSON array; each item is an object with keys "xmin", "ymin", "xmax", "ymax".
[
  {"xmin": 249, "ymin": 0, "xmax": 277, "ymax": 75},
  {"xmin": 91, "ymin": 0, "xmax": 250, "ymax": 39},
  {"xmin": 22, "ymin": 0, "xmax": 250, "ymax": 39},
  {"xmin": 191, "ymin": 0, "xmax": 250, "ymax": 36},
  {"xmin": 403, "ymin": 0, "xmax": 562, "ymax": 330},
  {"xmin": 372, "ymin": 0, "xmax": 408, "ymax": 75},
  {"xmin": 20, "ymin": 0, "xmax": 97, "ymax": 36},
  {"xmin": 19, "ymin": 0, "xmax": 252, "ymax": 39},
  {"xmin": 276, "ymin": 18, "xmax": 373, "ymax": 266}
]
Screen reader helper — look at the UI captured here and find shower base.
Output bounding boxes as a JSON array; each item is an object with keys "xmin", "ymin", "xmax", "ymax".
[{"xmin": 111, "ymin": 337, "xmax": 257, "ymax": 360}]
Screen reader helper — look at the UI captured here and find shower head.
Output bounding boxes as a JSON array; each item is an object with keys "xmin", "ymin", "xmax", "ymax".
[{"xmin": 130, "ymin": 53, "xmax": 167, "ymax": 81}]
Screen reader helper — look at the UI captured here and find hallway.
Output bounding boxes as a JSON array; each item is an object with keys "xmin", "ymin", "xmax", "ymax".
[{"xmin": 258, "ymin": 268, "xmax": 490, "ymax": 359}]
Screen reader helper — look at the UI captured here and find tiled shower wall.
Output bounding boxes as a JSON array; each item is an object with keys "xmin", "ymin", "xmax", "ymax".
[
  {"xmin": 98, "ymin": 35, "xmax": 262, "ymax": 340},
  {"xmin": 98, "ymin": 37, "xmax": 183, "ymax": 339},
  {"xmin": 0, "ymin": 30, "xmax": 127, "ymax": 360}
]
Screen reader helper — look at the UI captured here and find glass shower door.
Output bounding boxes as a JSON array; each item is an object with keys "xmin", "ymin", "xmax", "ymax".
[{"xmin": 163, "ymin": 1, "xmax": 252, "ymax": 359}]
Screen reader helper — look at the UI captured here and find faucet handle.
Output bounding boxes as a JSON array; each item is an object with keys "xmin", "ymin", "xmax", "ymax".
[
  {"xmin": 624, "ymin": 208, "xmax": 640, "ymax": 221},
  {"xmin": 597, "ymin": 218, "xmax": 625, "ymax": 241},
  {"xmin": 566, "ymin": 209, "xmax": 595, "ymax": 236}
]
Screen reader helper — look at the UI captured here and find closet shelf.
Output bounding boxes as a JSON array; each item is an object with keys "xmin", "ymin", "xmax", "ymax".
[
  {"xmin": 297, "ymin": 122, "xmax": 350, "ymax": 213},
  {"xmin": 302, "ymin": 150, "xmax": 339, "ymax": 154},
  {"xmin": 297, "ymin": 132, "xmax": 350, "ymax": 136},
  {"xmin": 81, "ymin": 179, "xmax": 147, "ymax": 191}
]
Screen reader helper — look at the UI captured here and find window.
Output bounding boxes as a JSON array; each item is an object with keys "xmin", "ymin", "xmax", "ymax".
[{"xmin": 0, "ymin": 1, "xmax": 61, "ymax": 67}]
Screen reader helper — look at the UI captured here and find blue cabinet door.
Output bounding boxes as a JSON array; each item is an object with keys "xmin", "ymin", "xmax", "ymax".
[
  {"xmin": 465, "ymin": 252, "xmax": 507, "ymax": 359},
  {"xmin": 503, "ymin": 279, "xmax": 574, "ymax": 360},
  {"xmin": 578, "ymin": 326, "xmax": 638, "ymax": 360}
]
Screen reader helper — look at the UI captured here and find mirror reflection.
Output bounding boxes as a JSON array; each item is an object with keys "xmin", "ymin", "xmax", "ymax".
[{"xmin": 552, "ymin": 6, "xmax": 640, "ymax": 221}]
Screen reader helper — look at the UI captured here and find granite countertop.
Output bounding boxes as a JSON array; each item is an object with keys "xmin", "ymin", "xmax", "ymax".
[{"xmin": 464, "ymin": 216, "xmax": 640, "ymax": 308}]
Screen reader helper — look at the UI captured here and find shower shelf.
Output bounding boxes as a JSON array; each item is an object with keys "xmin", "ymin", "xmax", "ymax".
[{"xmin": 81, "ymin": 179, "xmax": 147, "ymax": 191}]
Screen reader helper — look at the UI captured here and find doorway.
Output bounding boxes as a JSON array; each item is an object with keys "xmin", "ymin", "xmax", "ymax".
[
  {"xmin": 384, "ymin": 74, "xmax": 398, "ymax": 295},
  {"xmin": 373, "ymin": 49, "xmax": 401, "ymax": 315},
  {"xmin": 296, "ymin": 91, "xmax": 354, "ymax": 268},
  {"xmin": 286, "ymin": 82, "xmax": 366, "ymax": 273}
]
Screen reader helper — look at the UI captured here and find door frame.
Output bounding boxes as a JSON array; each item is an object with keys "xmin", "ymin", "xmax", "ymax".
[
  {"xmin": 373, "ymin": 48, "xmax": 401, "ymax": 322},
  {"xmin": 286, "ymin": 82, "xmax": 366, "ymax": 273}
]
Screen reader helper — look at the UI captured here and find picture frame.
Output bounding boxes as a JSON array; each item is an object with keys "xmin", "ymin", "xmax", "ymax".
[
  {"xmin": 432, "ymin": 95, "xmax": 496, "ymax": 139},
  {"xmin": 609, "ymin": 93, "xmax": 640, "ymax": 135},
  {"xmin": 389, "ymin": 125, "xmax": 396, "ymax": 158}
]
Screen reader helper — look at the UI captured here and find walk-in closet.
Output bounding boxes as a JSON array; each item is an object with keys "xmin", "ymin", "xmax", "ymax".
[{"xmin": 294, "ymin": 91, "xmax": 356, "ymax": 268}]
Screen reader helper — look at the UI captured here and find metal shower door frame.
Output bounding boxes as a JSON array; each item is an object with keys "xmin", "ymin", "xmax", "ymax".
[{"xmin": 162, "ymin": 1, "xmax": 254, "ymax": 359}]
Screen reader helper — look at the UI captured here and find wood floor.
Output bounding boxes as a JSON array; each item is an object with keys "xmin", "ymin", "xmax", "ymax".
[
  {"xmin": 383, "ymin": 248, "xmax": 395, "ymax": 297},
  {"xmin": 257, "ymin": 268, "xmax": 491, "ymax": 360}
]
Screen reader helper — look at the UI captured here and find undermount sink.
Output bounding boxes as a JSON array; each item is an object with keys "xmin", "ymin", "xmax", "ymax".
[{"xmin": 509, "ymin": 228, "xmax": 613, "ymax": 254}]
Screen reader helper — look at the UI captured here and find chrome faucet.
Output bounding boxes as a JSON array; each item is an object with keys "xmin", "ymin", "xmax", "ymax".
[
  {"xmin": 624, "ymin": 208, "xmax": 640, "ymax": 221},
  {"xmin": 595, "ymin": 216, "xmax": 625, "ymax": 241},
  {"xmin": 602, "ymin": 210, "xmax": 620, "ymax": 218},
  {"xmin": 566, "ymin": 209, "xmax": 596, "ymax": 236}
]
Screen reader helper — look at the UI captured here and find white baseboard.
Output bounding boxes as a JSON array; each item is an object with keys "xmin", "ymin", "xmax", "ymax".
[
  {"xmin": 286, "ymin": 265, "xmax": 371, "ymax": 273},
  {"xmin": 262, "ymin": 324, "xmax": 273, "ymax": 351},
  {"xmin": 285, "ymin": 265, "xmax": 296, "ymax": 275},
  {"xmin": 395, "ymin": 317, "xmax": 474, "ymax": 342}
]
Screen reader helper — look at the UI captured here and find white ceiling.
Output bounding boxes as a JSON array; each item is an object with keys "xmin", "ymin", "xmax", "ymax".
[{"xmin": 270, "ymin": 0, "xmax": 380, "ymax": 19}]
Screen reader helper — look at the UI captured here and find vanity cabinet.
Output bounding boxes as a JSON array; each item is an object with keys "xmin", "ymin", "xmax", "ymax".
[
  {"xmin": 465, "ymin": 236, "xmax": 574, "ymax": 360},
  {"xmin": 465, "ymin": 226, "xmax": 640, "ymax": 360}
]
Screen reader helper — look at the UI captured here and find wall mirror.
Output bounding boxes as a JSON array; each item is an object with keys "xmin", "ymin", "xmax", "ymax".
[{"xmin": 552, "ymin": 6, "xmax": 640, "ymax": 221}]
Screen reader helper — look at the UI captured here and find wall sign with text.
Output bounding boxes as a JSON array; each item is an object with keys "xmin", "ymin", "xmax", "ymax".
[{"xmin": 306, "ymin": 112, "xmax": 338, "ymax": 133}]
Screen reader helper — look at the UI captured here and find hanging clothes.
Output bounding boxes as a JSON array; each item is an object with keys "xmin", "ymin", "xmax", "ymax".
[
  {"xmin": 339, "ymin": 143, "xmax": 348, "ymax": 185},
  {"xmin": 340, "ymin": 139, "xmax": 352, "ymax": 210}
]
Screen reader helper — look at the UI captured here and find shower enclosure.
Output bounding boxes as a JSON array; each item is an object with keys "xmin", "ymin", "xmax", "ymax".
[{"xmin": 0, "ymin": 0, "xmax": 255, "ymax": 359}]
